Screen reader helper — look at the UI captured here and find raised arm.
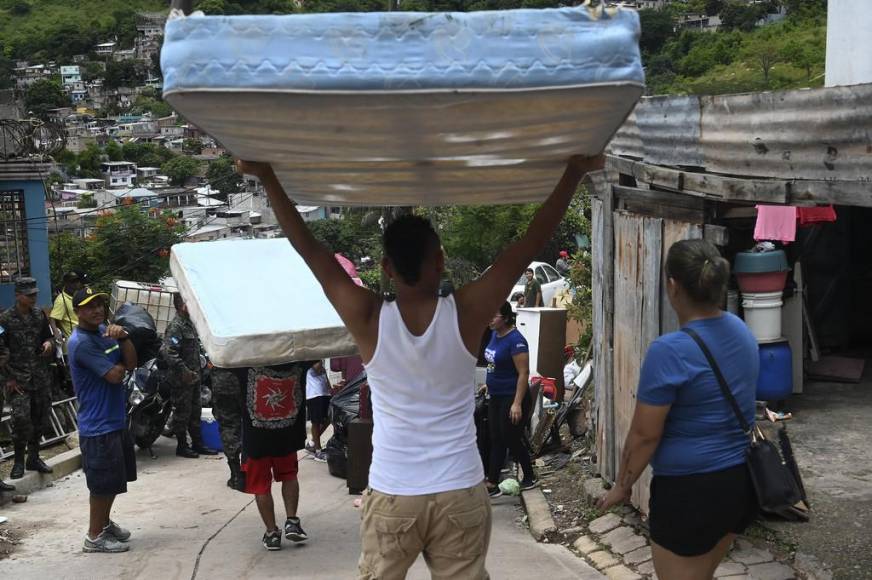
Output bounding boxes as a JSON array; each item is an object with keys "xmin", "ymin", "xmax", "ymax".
[
  {"xmin": 236, "ymin": 162, "xmax": 380, "ymax": 356},
  {"xmin": 456, "ymin": 155, "xmax": 604, "ymax": 345}
]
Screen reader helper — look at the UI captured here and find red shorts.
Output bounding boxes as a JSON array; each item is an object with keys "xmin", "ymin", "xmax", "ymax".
[{"xmin": 241, "ymin": 452, "xmax": 299, "ymax": 495}]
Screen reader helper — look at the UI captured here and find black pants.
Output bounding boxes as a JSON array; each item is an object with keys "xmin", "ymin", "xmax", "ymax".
[{"xmin": 487, "ymin": 394, "xmax": 534, "ymax": 484}]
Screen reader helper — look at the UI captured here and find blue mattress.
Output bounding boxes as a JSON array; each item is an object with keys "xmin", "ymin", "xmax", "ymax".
[{"xmin": 162, "ymin": 7, "xmax": 643, "ymax": 206}]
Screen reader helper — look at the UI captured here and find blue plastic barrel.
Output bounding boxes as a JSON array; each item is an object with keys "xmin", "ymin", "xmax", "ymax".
[
  {"xmin": 757, "ymin": 341, "xmax": 793, "ymax": 401},
  {"xmin": 200, "ymin": 409, "xmax": 223, "ymax": 451}
]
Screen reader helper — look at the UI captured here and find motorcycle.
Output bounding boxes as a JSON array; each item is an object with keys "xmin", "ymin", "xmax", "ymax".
[{"xmin": 127, "ymin": 358, "xmax": 173, "ymax": 459}]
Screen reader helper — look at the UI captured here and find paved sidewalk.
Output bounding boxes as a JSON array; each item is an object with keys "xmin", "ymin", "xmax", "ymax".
[{"xmin": 0, "ymin": 437, "xmax": 602, "ymax": 579}]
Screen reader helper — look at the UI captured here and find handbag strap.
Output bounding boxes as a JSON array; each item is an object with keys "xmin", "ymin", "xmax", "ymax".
[{"xmin": 682, "ymin": 328, "xmax": 752, "ymax": 437}]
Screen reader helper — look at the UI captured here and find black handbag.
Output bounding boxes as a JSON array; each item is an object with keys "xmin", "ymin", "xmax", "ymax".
[{"xmin": 682, "ymin": 328, "xmax": 804, "ymax": 513}]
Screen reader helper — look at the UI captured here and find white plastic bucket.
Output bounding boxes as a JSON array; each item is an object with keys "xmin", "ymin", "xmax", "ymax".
[{"xmin": 742, "ymin": 291, "xmax": 783, "ymax": 342}]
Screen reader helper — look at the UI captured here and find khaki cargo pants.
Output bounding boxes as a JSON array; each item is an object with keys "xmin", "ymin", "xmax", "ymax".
[{"xmin": 358, "ymin": 482, "xmax": 492, "ymax": 580}]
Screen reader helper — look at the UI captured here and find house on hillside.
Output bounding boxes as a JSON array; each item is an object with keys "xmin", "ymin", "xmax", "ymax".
[
  {"xmin": 0, "ymin": 160, "xmax": 53, "ymax": 308},
  {"xmin": 95, "ymin": 42, "xmax": 116, "ymax": 56},
  {"xmin": 101, "ymin": 161, "xmax": 137, "ymax": 189},
  {"xmin": 60, "ymin": 66, "xmax": 82, "ymax": 87},
  {"xmin": 136, "ymin": 12, "xmax": 167, "ymax": 61}
]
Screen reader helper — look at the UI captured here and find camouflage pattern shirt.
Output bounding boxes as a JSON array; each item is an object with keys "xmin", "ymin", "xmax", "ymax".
[
  {"xmin": 160, "ymin": 314, "xmax": 201, "ymax": 387},
  {"xmin": 0, "ymin": 306, "xmax": 53, "ymax": 389}
]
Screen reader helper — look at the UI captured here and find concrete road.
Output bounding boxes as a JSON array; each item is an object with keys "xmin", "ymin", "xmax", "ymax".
[{"xmin": 0, "ymin": 437, "xmax": 602, "ymax": 579}]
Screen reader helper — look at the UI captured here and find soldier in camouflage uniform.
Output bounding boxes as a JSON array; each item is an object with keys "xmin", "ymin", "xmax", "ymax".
[
  {"xmin": 160, "ymin": 294, "xmax": 217, "ymax": 458},
  {"xmin": 211, "ymin": 367, "xmax": 247, "ymax": 488},
  {"xmin": 0, "ymin": 278, "xmax": 55, "ymax": 480},
  {"xmin": 0, "ymin": 325, "xmax": 16, "ymax": 491}
]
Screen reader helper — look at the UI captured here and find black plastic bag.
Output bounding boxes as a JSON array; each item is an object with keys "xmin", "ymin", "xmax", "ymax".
[
  {"xmin": 325, "ymin": 435, "xmax": 348, "ymax": 480},
  {"xmin": 330, "ymin": 371, "xmax": 367, "ymax": 440},
  {"xmin": 114, "ymin": 302, "xmax": 161, "ymax": 362}
]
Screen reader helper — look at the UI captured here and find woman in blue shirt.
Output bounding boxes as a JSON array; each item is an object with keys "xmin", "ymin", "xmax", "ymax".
[
  {"xmin": 598, "ymin": 240, "xmax": 759, "ymax": 579},
  {"xmin": 484, "ymin": 302, "xmax": 537, "ymax": 497}
]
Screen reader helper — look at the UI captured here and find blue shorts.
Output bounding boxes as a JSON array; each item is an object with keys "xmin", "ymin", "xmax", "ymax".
[{"xmin": 80, "ymin": 429, "xmax": 137, "ymax": 496}]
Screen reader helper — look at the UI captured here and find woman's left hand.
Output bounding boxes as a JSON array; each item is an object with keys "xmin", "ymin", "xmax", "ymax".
[
  {"xmin": 596, "ymin": 485, "xmax": 631, "ymax": 512},
  {"xmin": 509, "ymin": 402, "xmax": 523, "ymax": 425}
]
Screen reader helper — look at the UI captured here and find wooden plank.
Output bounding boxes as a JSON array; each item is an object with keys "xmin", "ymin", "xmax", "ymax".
[
  {"xmin": 607, "ymin": 156, "xmax": 789, "ymax": 205},
  {"xmin": 612, "ymin": 211, "xmax": 644, "ymax": 499},
  {"xmin": 613, "ymin": 185, "xmax": 706, "ymax": 223},
  {"xmin": 591, "ymin": 187, "xmax": 617, "ymax": 482},
  {"xmin": 591, "ymin": 197, "xmax": 606, "ymax": 478},
  {"xmin": 788, "ymin": 179, "xmax": 872, "ymax": 208},
  {"xmin": 703, "ymin": 224, "xmax": 729, "ymax": 247},
  {"xmin": 660, "ymin": 220, "xmax": 703, "ymax": 334},
  {"xmin": 631, "ymin": 216, "xmax": 662, "ymax": 514}
]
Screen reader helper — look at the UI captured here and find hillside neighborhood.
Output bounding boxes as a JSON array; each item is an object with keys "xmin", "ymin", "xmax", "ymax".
[{"xmin": 0, "ymin": 1, "xmax": 870, "ymax": 579}]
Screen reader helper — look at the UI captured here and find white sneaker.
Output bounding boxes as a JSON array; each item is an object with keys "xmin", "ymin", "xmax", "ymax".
[
  {"xmin": 83, "ymin": 530, "xmax": 129, "ymax": 553},
  {"xmin": 312, "ymin": 450, "xmax": 327, "ymax": 463}
]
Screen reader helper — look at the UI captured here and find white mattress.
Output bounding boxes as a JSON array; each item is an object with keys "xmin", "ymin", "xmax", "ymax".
[
  {"xmin": 169, "ymin": 239, "xmax": 357, "ymax": 367},
  {"xmin": 161, "ymin": 7, "xmax": 644, "ymax": 206}
]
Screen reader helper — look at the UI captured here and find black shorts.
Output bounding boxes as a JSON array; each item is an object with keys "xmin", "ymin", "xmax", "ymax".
[
  {"xmin": 649, "ymin": 463, "xmax": 758, "ymax": 557},
  {"xmin": 306, "ymin": 396, "xmax": 331, "ymax": 426},
  {"xmin": 80, "ymin": 429, "xmax": 137, "ymax": 497}
]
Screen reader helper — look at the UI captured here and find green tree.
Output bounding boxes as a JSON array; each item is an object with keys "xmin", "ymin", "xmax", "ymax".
[
  {"xmin": 104, "ymin": 140, "xmax": 123, "ymax": 162},
  {"xmin": 122, "ymin": 141, "xmax": 175, "ymax": 166},
  {"xmin": 24, "ymin": 78, "xmax": 69, "ymax": 119},
  {"xmin": 104, "ymin": 60, "xmax": 147, "ymax": 90},
  {"xmin": 161, "ymin": 155, "xmax": 201, "ymax": 186},
  {"xmin": 76, "ymin": 192, "xmax": 98, "ymax": 208},
  {"xmin": 720, "ymin": 0, "xmax": 765, "ymax": 32},
  {"xmin": 50, "ymin": 207, "xmax": 186, "ymax": 292},
  {"xmin": 74, "ymin": 143, "xmax": 105, "ymax": 178},
  {"xmin": 196, "ymin": 0, "xmax": 226, "ymax": 14},
  {"xmin": 205, "ymin": 155, "xmax": 244, "ymax": 195},
  {"xmin": 781, "ymin": 34, "xmax": 823, "ymax": 81},
  {"xmin": 741, "ymin": 31, "xmax": 783, "ymax": 87},
  {"xmin": 183, "ymin": 138, "xmax": 204, "ymax": 156},
  {"xmin": 638, "ymin": 9, "xmax": 676, "ymax": 56}
]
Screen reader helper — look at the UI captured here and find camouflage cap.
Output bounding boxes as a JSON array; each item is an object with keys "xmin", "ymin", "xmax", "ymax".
[{"xmin": 14, "ymin": 277, "xmax": 38, "ymax": 295}]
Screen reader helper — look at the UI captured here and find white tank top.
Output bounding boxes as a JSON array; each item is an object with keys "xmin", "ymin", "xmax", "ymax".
[{"xmin": 364, "ymin": 295, "xmax": 484, "ymax": 495}]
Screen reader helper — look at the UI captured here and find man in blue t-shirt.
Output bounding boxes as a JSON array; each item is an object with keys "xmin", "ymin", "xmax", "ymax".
[{"xmin": 67, "ymin": 287, "xmax": 137, "ymax": 554}]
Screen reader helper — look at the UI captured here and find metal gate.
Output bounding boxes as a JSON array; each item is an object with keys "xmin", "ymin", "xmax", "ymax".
[{"xmin": 0, "ymin": 397, "xmax": 79, "ymax": 461}]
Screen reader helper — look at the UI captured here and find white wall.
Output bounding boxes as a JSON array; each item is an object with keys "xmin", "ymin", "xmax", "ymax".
[{"xmin": 825, "ymin": 0, "xmax": 872, "ymax": 87}]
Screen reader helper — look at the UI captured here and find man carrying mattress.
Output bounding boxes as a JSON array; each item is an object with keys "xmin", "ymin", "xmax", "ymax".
[{"xmin": 238, "ymin": 155, "xmax": 603, "ymax": 579}]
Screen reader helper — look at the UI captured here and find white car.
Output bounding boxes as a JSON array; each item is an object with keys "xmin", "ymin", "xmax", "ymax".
[{"xmin": 509, "ymin": 261, "xmax": 569, "ymax": 310}]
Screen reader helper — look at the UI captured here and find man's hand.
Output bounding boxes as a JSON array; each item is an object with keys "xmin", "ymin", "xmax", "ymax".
[
  {"xmin": 41, "ymin": 340, "xmax": 53, "ymax": 357},
  {"xmin": 596, "ymin": 484, "xmax": 631, "ymax": 512},
  {"xmin": 103, "ymin": 325, "xmax": 129, "ymax": 340},
  {"xmin": 236, "ymin": 160, "xmax": 274, "ymax": 181},
  {"xmin": 510, "ymin": 402, "xmax": 523, "ymax": 425},
  {"xmin": 5, "ymin": 379, "xmax": 23, "ymax": 395}
]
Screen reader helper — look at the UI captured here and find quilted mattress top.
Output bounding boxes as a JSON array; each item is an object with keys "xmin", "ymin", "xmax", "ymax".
[
  {"xmin": 160, "ymin": 7, "xmax": 644, "ymax": 206},
  {"xmin": 162, "ymin": 7, "xmax": 644, "ymax": 93}
]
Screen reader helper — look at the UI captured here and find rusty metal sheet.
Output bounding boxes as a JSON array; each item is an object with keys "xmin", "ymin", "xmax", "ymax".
[
  {"xmin": 607, "ymin": 107, "xmax": 644, "ymax": 160},
  {"xmin": 636, "ymin": 95, "xmax": 704, "ymax": 168},
  {"xmin": 607, "ymin": 83, "xmax": 872, "ymax": 184},
  {"xmin": 699, "ymin": 85, "xmax": 872, "ymax": 181}
]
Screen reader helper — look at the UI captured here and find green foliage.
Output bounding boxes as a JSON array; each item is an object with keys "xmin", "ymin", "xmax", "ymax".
[
  {"xmin": 646, "ymin": 14, "xmax": 826, "ymax": 96},
  {"xmin": 307, "ymin": 211, "xmax": 382, "ymax": 262},
  {"xmin": 161, "ymin": 156, "xmax": 201, "ymax": 186},
  {"xmin": 24, "ymin": 78, "xmax": 69, "ymax": 119},
  {"xmin": 205, "ymin": 156, "xmax": 244, "ymax": 195},
  {"xmin": 104, "ymin": 140, "xmax": 123, "ymax": 162},
  {"xmin": 638, "ymin": 9, "xmax": 675, "ymax": 57},
  {"xmin": 122, "ymin": 141, "xmax": 175, "ymax": 167},
  {"xmin": 0, "ymin": 0, "xmax": 165, "ymax": 62},
  {"xmin": 76, "ymin": 193, "xmax": 98, "ymax": 208},
  {"xmin": 104, "ymin": 60, "xmax": 147, "ymax": 90},
  {"xmin": 130, "ymin": 95, "xmax": 173, "ymax": 118},
  {"xmin": 73, "ymin": 143, "xmax": 105, "ymax": 179},
  {"xmin": 183, "ymin": 138, "xmax": 204, "ymax": 156},
  {"xmin": 429, "ymin": 192, "xmax": 587, "ymax": 272},
  {"xmin": 50, "ymin": 206, "xmax": 185, "ymax": 292}
]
